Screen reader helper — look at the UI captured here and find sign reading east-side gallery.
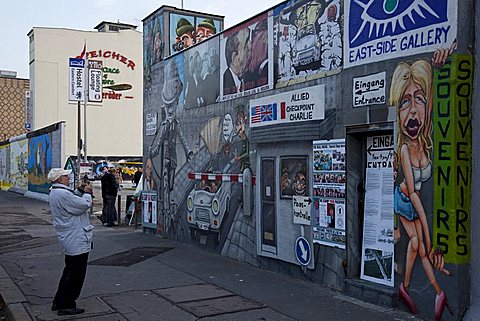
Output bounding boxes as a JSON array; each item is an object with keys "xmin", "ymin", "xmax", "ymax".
[
  {"xmin": 249, "ymin": 84, "xmax": 325, "ymax": 128},
  {"xmin": 353, "ymin": 71, "xmax": 386, "ymax": 108},
  {"xmin": 344, "ymin": 0, "xmax": 458, "ymax": 68}
]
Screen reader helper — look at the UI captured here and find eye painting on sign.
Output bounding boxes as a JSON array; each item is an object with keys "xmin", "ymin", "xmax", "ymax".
[{"xmin": 344, "ymin": 0, "xmax": 457, "ymax": 67}]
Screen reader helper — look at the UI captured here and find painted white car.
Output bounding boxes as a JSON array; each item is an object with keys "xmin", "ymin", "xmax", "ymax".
[{"xmin": 187, "ymin": 179, "xmax": 231, "ymax": 233}]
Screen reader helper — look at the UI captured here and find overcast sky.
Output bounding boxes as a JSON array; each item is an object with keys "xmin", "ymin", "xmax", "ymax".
[{"xmin": 0, "ymin": 0, "xmax": 285, "ymax": 79}]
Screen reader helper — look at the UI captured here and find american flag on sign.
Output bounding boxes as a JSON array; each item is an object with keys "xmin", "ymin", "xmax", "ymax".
[{"xmin": 251, "ymin": 103, "xmax": 277, "ymax": 124}]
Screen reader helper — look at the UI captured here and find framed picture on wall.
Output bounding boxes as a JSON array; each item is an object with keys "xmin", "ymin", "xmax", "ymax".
[{"xmin": 280, "ymin": 156, "xmax": 308, "ymax": 199}]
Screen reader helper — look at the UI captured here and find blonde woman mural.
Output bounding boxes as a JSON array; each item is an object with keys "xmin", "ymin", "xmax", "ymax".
[{"xmin": 391, "ymin": 42, "xmax": 455, "ymax": 321}]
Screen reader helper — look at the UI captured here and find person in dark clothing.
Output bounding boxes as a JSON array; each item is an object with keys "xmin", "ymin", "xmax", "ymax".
[
  {"xmin": 133, "ymin": 167, "xmax": 142, "ymax": 186},
  {"xmin": 101, "ymin": 168, "xmax": 118, "ymax": 226}
]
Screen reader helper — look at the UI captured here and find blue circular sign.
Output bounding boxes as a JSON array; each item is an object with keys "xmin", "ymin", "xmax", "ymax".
[{"xmin": 295, "ymin": 236, "xmax": 311, "ymax": 265}]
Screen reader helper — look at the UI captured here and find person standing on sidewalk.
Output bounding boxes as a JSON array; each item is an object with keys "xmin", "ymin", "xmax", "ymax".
[
  {"xmin": 101, "ymin": 167, "xmax": 119, "ymax": 226},
  {"xmin": 47, "ymin": 168, "xmax": 94, "ymax": 316}
]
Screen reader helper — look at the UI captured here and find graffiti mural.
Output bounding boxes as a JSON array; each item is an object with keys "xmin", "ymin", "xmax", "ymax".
[
  {"xmin": 274, "ymin": 0, "xmax": 342, "ymax": 88},
  {"xmin": 391, "ymin": 46, "xmax": 460, "ymax": 320},
  {"xmin": 0, "ymin": 144, "xmax": 8, "ymax": 189},
  {"xmin": 10, "ymin": 139, "xmax": 28, "ymax": 190},
  {"xmin": 344, "ymin": 0, "xmax": 458, "ymax": 68},
  {"xmin": 28, "ymin": 133, "xmax": 52, "ymax": 194},
  {"xmin": 144, "ymin": 12, "xmax": 164, "ymax": 86},
  {"xmin": 184, "ymin": 36, "xmax": 220, "ymax": 108},
  {"xmin": 147, "ymin": 54, "xmax": 191, "ymax": 235},
  {"xmin": 169, "ymin": 13, "xmax": 222, "ymax": 55},
  {"xmin": 219, "ymin": 12, "xmax": 273, "ymax": 101}
]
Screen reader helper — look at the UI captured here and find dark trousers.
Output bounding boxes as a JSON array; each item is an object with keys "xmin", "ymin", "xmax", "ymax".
[
  {"xmin": 53, "ymin": 252, "xmax": 89, "ymax": 309},
  {"xmin": 105, "ymin": 195, "xmax": 117, "ymax": 225}
]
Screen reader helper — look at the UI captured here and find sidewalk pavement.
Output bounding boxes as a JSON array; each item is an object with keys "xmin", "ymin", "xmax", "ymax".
[{"xmin": 0, "ymin": 190, "xmax": 422, "ymax": 321}]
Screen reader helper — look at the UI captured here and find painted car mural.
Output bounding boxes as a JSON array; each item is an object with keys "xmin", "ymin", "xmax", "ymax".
[{"xmin": 187, "ymin": 177, "xmax": 231, "ymax": 240}]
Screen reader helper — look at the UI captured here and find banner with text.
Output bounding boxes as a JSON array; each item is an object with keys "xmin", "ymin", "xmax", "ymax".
[
  {"xmin": 344, "ymin": 0, "xmax": 458, "ymax": 68},
  {"xmin": 249, "ymin": 84, "xmax": 325, "ymax": 128},
  {"xmin": 360, "ymin": 135, "xmax": 394, "ymax": 287}
]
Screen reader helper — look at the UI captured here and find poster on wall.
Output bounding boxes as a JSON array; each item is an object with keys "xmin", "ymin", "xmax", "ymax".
[
  {"xmin": 273, "ymin": 0, "xmax": 343, "ymax": 88},
  {"xmin": 10, "ymin": 140, "xmax": 28, "ymax": 190},
  {"xmin": 312, "ymin": 139, "xmax": 346, "ymax": 249},
  {"xmin": 145, "ymin": 112, "xmax": 157, "ymax": 136},
  {"xmin": 169, "ymin": 13, "xmax": 222, "ymax": 55},
  {"xmin": 344, "ymin": 0, "xmax": 458, "ymax": 68},
  {"xmin": 360, "ymin": 135, "xmax": 394, "ymax": 287},
  {"xmin": 183, "ymin": 36, "xmax": 220, "ymax": 108},
  {"xmin": 144, "ymin": 12, "xmax": 165, "ymax": 87},
  {"xmin": 28, "ymin": 133, "xmax": 52, "ymax": 194},
  {"xmin": 280, "ymin": 157, "xmax": 308, "ymax": 199},
  {"xmin": 142, "ymin": 191, "xmax": 157, "ymax": 228},
  {"xmin": 249, "ymin": 84, "xmax": 325, "ymax": 128},
  {"xmin": 219, "ymin": 12, "xmax": 273, "ymax": 102}
]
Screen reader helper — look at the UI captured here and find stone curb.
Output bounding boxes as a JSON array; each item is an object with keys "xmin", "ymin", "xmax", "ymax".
[{"xmin": 0, "ymin": 264, "xmax": 33, "ymax": 321}]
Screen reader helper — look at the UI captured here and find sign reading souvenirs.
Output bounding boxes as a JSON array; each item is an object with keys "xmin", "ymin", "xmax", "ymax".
[
  {"xmin": 360, "ymin": 135, "xmax": 394, "ymax": 287},
  {"xmin": 353, "ymin": 71, "xmax": 386, "ymax": 107},
  {"xmin": 344, "ymin": 0, "xmax": 458, "ymax": 68},
  {"xmin": 249, "ymin": 85, "xmax": 325, "ymax": 128},
  {"xmin": 88, "ymin": 60, "xmax": 103, "ymax": 102},
  {"xmin": 68, "ymin": 58, "xmax": 85, "ymax": 102},
  {"xmin": 312, "ymin": 139, "xmax": 346, "ymax": 249}
]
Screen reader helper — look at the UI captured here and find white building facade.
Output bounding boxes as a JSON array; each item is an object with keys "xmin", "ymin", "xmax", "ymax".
[{"xmin": 28, "ymin": 22, "xmax": 143, "ymax": 159}]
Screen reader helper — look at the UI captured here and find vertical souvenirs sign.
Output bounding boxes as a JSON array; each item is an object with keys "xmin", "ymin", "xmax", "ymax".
[
  {"xmin": 142, "ymin": 191, "xmax": 157, "ymax": 228},
  {"xmin": 344, "ymin": 0, "xmax": 458, "ymax": 68},
  {"xmin": 312, "ymin": 139, "xmax": 346, "ymax": 249},
  {"xmin": 433, "ymin": 54, "xmax": 472, "ymax": 263},
  {"xmin": 360, "ymin": 135, "xmax": 394, "ymax": 286}
]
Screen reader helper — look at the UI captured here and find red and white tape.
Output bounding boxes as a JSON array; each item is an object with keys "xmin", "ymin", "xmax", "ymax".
[{"xmin": 187, "ymin": 172, "xmax": 255, "ymax": 185}]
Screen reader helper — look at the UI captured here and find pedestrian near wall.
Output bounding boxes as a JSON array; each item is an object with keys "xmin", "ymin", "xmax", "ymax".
[
  {"xmin": 47, "ymin": 168, "xmax": 94, "ymax": 316},
  {"xmin": 102, "ymin": 167, "xmax": 119, "ymax": 226}
]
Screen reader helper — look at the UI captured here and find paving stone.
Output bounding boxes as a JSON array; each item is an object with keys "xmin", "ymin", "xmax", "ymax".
[
  {"xmin": 201, "ymin": 307, "xmax": 296, "ymax": 321},
  {"xmin": 26, "ymin": 297, "xmax": 112, "ymax": 321},
  {"xmin": 102, "ymin": 290, "xmax": 196, "ymax": 321},
  {"xmin": 155, "ymin": 284, "xmax": 232, "ymax": 303},
  {"xmin": 178, "ymin": 295, "xmax": 263, "ymax": 317}
]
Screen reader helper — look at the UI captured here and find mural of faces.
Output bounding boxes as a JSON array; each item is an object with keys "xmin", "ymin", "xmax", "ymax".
[{"xmin": 170, "ymin": 14, "xmax": 221, "ymax": 55}]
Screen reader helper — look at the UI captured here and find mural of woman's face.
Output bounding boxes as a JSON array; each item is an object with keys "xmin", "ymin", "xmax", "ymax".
[
  {"xmin": 145, "ymin": 159, "xmax": 152, "ymax": 180},
  {"xmin": 399, "ymin": 80, "xmax": 427, "ymax": 140}
]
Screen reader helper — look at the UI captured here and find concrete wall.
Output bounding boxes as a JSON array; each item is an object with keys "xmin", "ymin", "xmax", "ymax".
[{"xmin": 143, "ymin": 1, "xmax": 473, "ymax": 320}]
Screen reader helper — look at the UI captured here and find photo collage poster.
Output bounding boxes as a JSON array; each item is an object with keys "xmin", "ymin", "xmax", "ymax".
[
  {"xmin": 142, "ymin": 191, "xmax": 158, "ymax": 228},
  {"xmin": 360, "ymin": 135, "xmax": 394, "ymax": 286},
  {"xmin": 312, "ymin": 139, "xmax": 346, "ymax": 248}
]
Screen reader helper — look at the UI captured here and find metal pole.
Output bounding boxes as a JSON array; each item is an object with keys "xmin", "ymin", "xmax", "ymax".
[
  {"xmin": 83, "ymin": 59, "xmax": 88, "ymax": 162},
  {"xmin": 181, "ymin": 0, "xmax": 183, "ymax": 9},
  {"xmin": 76, "ymin": 101, "xmax": 81, "ymax": 188}
]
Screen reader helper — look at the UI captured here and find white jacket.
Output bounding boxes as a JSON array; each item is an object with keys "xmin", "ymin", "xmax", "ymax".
[{"xmin": 49, "ymin": 183, "xmax": 93, "ymax": 256}]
